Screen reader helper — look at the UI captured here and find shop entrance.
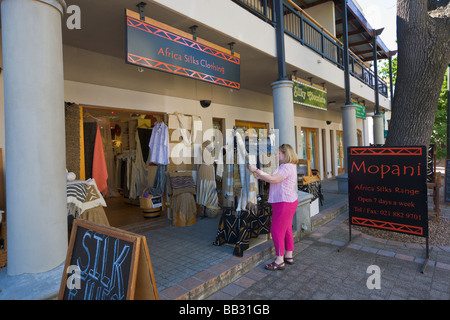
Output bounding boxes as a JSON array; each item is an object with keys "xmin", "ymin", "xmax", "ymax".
[{"xmin": 65, "ymin": 104, "xmax": 169, "ymax": 231}]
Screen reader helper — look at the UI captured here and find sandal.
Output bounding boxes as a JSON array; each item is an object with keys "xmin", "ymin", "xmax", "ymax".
[
  {"xmin": 284, "ymin": 257, "xmax": 294, "ymax": 265},
  {"xmin": 265, "ymin": 261, "xmax": 285, "ymax": 271}
]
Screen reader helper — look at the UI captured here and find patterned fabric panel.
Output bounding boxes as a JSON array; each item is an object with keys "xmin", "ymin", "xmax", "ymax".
[{"xmin": 213, "ymin": 203, "xmax": 272, "ymax": 257}]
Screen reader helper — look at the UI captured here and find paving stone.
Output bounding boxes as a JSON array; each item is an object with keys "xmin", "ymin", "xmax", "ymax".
[{"xmin": 226, "ymin": 212, "xmax": 450, "ymax": 301}]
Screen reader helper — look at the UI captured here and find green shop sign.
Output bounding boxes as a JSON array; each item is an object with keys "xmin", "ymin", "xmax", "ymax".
[
  {"xmin": 352, "ymin": 102, "xmax": 366, "ymax": 119},
  {"xmin": 292, "ymin": 79, "xmax": 327, "ymax": 110}
]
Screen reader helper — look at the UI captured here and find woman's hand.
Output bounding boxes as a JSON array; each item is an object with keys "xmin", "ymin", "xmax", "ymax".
[{"xmin": 248, "ymin": 164, "xmax": 257, "ymax": 173}]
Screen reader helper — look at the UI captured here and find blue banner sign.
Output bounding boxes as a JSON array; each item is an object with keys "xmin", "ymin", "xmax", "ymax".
[{"xmin": 126, "ymin": 12, "xmax": 240, "ymax": 89}]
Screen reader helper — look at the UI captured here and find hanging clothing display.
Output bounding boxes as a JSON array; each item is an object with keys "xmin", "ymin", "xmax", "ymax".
[
  {"xmin": 137, "ymin": 127, "xmax": 152, "ymax": 163},
  {"xmin": 83, "ymin": 121, "xmax": 97, "ymax": 180},
  {"xmin": 196, "ymin": 164, "xmax": 219, "ymax": 207},
  {"xmin": 92, "ymin": 124, "xmax": 109, "ymax": 195},
  {"xmin": 129, "ymin": 130, "xmax": 149, "ymax": 199},
  {"xmin": 148, "ymin": 164, "xmax": 167, "ymax": 196},
  {"xmin": 115, "ymin": 150, "xmax": 135, "ymax": 198},
  {"xmin": 216, "ymin": 130, "xmax": 258, "ymax": 213},
  {"xmin": 216, "ymin": 130, "xmax": 238, "ymax": 208},
  {"xmin": 168, "ymin": 112, "xmax": 203, "ymax": 165},
  {"xmin": 214, "ymin": 129, "xmax": 273, "ymax": 256},
  {"xmin": 82, "ymin": 114, "xmax": 120, "ymax": 198},
  {"xmin": 259, "ymin": 131, "xmax": 278, "ymax": 175},
  {"xmin": 97, "ymin": 117, "xmax": 120, "ymax": 198},
  {"xmin": 148, "ymin": 122, "xmax": 169, "ymax": 165}
]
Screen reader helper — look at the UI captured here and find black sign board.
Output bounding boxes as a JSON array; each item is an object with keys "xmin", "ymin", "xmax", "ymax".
[
  {"xmin": 348, "ymin": 146, "xmax": 428, "ymax": 237},
  {"xmin": 59, "ymin": 219, "xmax": 158, "ymax": 300},
  {"xmin": 126, "ymin": 10, "xmax": 240, "ymax": 89}
]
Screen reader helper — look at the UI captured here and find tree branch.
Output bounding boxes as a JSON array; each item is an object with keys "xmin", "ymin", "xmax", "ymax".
[{"xmin": 429, "ymin": 3, "xmax": 450, "ymax": 56}]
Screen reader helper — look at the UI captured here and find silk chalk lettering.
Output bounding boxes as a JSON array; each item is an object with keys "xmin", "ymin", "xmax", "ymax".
[{"xmin": 70, "ymin": 230, "xmax": 131, "ymax": 300}]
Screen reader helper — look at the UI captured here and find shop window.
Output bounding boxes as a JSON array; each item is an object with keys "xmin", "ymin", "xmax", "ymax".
[
  {"xmin": 301, "ymin": 128, "xmax": 318, "ymax": 171},
  {"xmin": 234, "ymin": 120, "xmax": 268, "ymax": 137}
]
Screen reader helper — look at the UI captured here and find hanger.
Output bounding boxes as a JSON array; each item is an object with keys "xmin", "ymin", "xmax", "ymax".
[
  {"xmin": 137, "ymin": 122, "xmax": 151, "ymax": 129},
  {"xmin": 83, "ymin": 112, "xmax": 102, "ymax": 122}
]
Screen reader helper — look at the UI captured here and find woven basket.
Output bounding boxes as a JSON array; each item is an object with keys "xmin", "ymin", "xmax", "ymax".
[
  {"xmin": 139, "ymin": 189, "xmax": 162, "ymax": 218},
  {"xmin": 205, "ymin": 205, "xmax": 222, "ymax": 218}
]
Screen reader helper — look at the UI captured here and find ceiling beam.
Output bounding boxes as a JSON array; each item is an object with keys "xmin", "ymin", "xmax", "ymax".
[
  {"xmin": 335, "ymin": 15, "xmax": 356, "ymax": 25},
  {"xmin": 349, "ymin": 39, "xmax": 372, "ymax": 46},
  {"xmin": 292, "ymin": 0, "xmax": 308, "ymax": 8},
  {"xmin": 303, "ymin": 0, "xmax": 334, "ymax": 9},
  {"xmin": 336, "ymin": 29, "xmax": 365, "ymax": 38}
]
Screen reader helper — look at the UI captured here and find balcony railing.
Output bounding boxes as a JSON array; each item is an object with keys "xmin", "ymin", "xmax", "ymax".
[{"xmin": 233, "ymin": 0, "xmax": 389, "ymax": 97}]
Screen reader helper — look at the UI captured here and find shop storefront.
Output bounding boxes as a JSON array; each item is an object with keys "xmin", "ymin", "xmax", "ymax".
[{"xmin": 0, "ymin": 0, "xmax": 393, "ymax": 277}]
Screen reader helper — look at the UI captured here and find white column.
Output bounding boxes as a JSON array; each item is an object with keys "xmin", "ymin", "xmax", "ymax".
[
  {"xmin": 1, "ymin": 0, "xmax": 67, "ymax": 275},
  {"xmin": 337, "ymin": 104, "xmax": 357, "ymax": 193},
  {"xmin": 373, "ymin": 114, "xmax": 385, "ymax": 145},
  {"xmin": 342, "ymin": 104, "xmax": 357, "ymax": 172},
  {"xmin": 271, "ymin": 80, "xmax": 296, "ymax": 148}
]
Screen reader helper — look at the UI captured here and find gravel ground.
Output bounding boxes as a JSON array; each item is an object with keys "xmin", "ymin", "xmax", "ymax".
[{"xmin": 349, "ymin": 215, "xmax": 449, "ymax": 247}]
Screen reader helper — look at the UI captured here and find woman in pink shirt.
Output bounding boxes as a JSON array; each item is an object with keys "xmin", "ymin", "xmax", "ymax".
[{"xmin": 249, "ymin": 144, "xmax": 298, "ymax": 271}]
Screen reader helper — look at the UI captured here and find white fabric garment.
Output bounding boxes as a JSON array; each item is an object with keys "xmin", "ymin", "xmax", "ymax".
[
  {"xmin": 196, "ymin": 164, "xmax": 219, "ymax": 207},
  {"xmin": 216, "ymin": 130, "xmax": 258, "ymax": 213},
  {"xmin": 216, "ymin": 130, "xmax": 235, "ymax": 179},
  {"xmin": 129, "ymin": 131, "xmax": 148, "ymax": 199},
  {"xmin": 236, "ymin": 132, "xmax": 258, "ymax": 212},
  {"xmin": 192, "ymin": 115, "xmax": 203, "ymax": 165},
  {"xmin": 149, "ymin": 122, "xmax": 169, "ymax": 165}
]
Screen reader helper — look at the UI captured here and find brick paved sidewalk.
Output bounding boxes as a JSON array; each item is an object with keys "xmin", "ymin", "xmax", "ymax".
[{"xmin": 207, "ymin": 212, "xmax": 450, "ymax": 300}]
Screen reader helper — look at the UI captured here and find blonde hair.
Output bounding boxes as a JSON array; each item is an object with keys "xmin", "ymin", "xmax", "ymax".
[{"xmin": 279, "ymin": 144, "xmax": 298, "ymax": 164}]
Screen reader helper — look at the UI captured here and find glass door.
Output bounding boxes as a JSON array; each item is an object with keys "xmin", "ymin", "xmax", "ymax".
[{"xmin": 301, "ymin": 128, "xmax": 318, "ymax": 171}]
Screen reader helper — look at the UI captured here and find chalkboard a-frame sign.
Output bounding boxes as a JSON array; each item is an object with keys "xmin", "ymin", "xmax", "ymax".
[{"xmin": 58, "ymin": 219, "xmax": 158, "ymax": 300}]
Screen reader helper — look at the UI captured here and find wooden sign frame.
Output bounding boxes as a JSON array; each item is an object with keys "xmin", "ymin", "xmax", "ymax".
[{"xmin": 58, "ymin": 219, "xmax": 158, "ymax": 300}]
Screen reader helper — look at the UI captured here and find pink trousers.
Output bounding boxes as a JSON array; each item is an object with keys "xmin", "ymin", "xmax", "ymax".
[{"xmin": 270, "ymin": 200, "xmax": 298, "ymax": 257}]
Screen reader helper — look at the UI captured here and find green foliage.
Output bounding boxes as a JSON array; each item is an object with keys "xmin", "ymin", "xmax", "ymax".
[
  {"xmin": 379, "ymin": 58, "xmax": 397, "ymax": 87},
  {"xmin": 430, "ymin": 69, "xmax": 448, "ymax": 159}
]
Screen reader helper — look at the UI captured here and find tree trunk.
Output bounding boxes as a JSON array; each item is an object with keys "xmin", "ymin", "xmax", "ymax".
[{"xmin": 385, "ymin": 0, "xmax": 450, "ymax": 146}]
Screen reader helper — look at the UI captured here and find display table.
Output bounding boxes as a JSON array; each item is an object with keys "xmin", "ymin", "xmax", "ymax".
[{"xmin": 213, "ymin": 202, "xmax": 272, "ymax": 257}]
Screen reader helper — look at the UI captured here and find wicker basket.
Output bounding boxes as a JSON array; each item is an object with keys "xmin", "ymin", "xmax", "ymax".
[
  {"xmin": 139, "ymin": 189, "xmax": 162, "ymax": 218},
  {"xmin": 205, "ymin": 205, "xmax": 222, "ymax": 218}
]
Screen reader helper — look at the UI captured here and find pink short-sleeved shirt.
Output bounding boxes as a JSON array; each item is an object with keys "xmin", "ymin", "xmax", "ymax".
[{"xmin": 268, "ymin": 163, "xmax": 298, "ymax": 203}]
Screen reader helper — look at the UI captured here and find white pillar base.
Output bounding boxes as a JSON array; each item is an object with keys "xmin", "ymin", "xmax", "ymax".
[
  {"xmin": 373, "ymin": 114, "xmax": 385, "ymax": 145},
  {"xmin": 2, "ymin": 0, "xmax": 68, "ymax": 275}
]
